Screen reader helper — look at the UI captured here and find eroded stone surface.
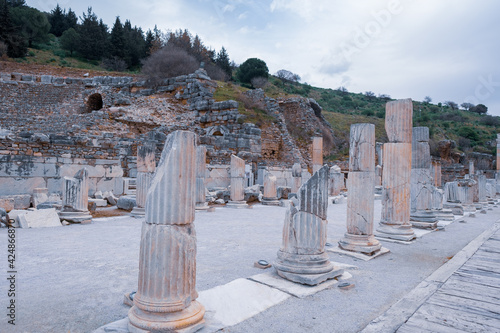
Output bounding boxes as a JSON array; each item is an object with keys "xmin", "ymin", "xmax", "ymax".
[
  {"xmin": 312, "ymin": 137, "xmax": 323, "ymax": 173},
  {"xmin": 274, "ymin": 165, "xmax": 343, "ymax": 285},
  {"xmin": 227, "ymin": 155, "xmax": 248, "ymax": 208},
  {"xmin": 128, "ymin": 130, "xmax": 205, "ymax": 332},
  {"xmin": 262, "ymin": 172, "xmax": 280, "ymax": 206},
  {"xmin": 340, "ymin": 124, "xmax": 381, "ymax": 255},
  {"xmin": 195, "ymin": 146, "xmax": 209, "ymax": 211},
  {"xmin": 58, "ymin": 168, "xmax": 92, "ymax": 223},
  {"xmin": 377, "ymin": 100, "xmax": 416, "ymax": 241}
]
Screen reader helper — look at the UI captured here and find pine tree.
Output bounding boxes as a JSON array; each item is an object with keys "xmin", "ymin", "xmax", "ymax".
[
  {"xmin": 49, "ymin": 4, "xmax": 65, "ymax": 36},
  {"xmin": 78, "ymin": 7, "xmax": 107, "ymax": 60},
  {"xmin": 65, "ymin": 8, "xmax": 77, "ymax": 30},
  {"xmin": 216, "ymin": 46, "xmax": 231, "ymax": 78},
  {"xmin": 0, "ymin": 0, "xmax": 26, "ymax": 57},
  {"xmin": 109, "ymin": 16, "xmax": 125, "ymax": 59}
]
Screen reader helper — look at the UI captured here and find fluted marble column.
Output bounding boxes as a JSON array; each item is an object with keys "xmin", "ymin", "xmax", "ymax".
[
  {"xmin": 410, "ymin": 127, "xmax": 437, "ymax": 229},
  {"xmin": 262, "ymin": 171, "xmax": 280, "ymax": 206},
  {"xmin": 377, "ymin": 99, "xmax": 416, "ymax": 241},
  {"xmin": 339, "ymin": 124, "xmax": 381, "ymax": 255},
  {"xmin": 195, "ymin": 146, "xmax": 210, "ymax": 211},
  {"xmin": 477, "ymin": 174, "xmax": 487, "ymax": 204},
  {"xmin": 312, "ymin": 137, "xmax": 323, "ymax": 174},
  {"xmin": 376, "ymin": 142, "xmax": 384, "ymax": 166},
  {"xmin": 131, "ymin": 143, "xmax": 156, "ymax": 217},
  {"xmin": 443, "ymin": 181, "xmax": 464, "ymax": 215},
  {"xmin": 291, "ymin": 163, "xmax": 302, "ymax": 194},
  {"xmin": 274, "ymin": 166, "xmax": 344, "ymax": 285},
  {"xmin": 226, "ymin": 155, "xmax": 249, "ymax": 208},
  {"xmin": 59, "ymin": 168, "xmax": 92, "ymax": 223},
  {"xmin": 469, "ymin": 160, "xmax": 475, "ymax": 176},
  {"xmin": 329, "ymin": 165, "xmax": 343, "ymax": 196},
  {"xmin": 128, "ymin": 131, "xmax": 205, "ymax": 333},
  {"xmin": 431, "ymin": 157, "xmax": 442, "ymax": 187}
]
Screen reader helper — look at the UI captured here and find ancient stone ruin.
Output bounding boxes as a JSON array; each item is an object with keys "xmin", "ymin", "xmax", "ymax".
[
  {"xmin": 377, "ymin": 99, "xmax": 416, "ymax": 241},
  {"xmin": 410, "ymin": 127, "xmax": 438, "ymax": 229},
  {"xmin": 195, "ymin": 145, "xmax": 210, "ymax": 211},
  {"xmin": 339, "ymin": 123, "xmax": 381, "ymax": 255},
  {"xmin": 128, "ymin": 130, "xmax": 205, "ymax": 332},
  {"xmin": 226, "ymin": 155, "xmax": 249, "ymax": 208},
  {"xmin": 274, "ymin": 165, "xmax": 344, "ymax": 285},
  {"xmin": 130, "ymin": 142, "xmax": 156, "ymax": 217},
  {"xmin": 59, "ymin": 168, "xmax": 92, "ymax": 224}
]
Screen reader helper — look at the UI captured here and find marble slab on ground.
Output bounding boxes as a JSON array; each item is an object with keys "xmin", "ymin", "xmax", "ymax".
[
  {"xmin": 94, "ymin": 278, "xmax": 290, "ymax": 333},
  {"xmin": 197, "ymin": 278, "xmax": 290, "ymax": 329},
  {"xmin": 327, "ymin": 246, "xmax": 390, "ymax": 261},
  {"xmin": 248, "ymin": 270, "xmax": 353, "ymax": 298}
]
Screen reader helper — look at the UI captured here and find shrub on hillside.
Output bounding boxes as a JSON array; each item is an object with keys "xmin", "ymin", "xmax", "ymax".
[
  {"xmin": 237, "ymin": 58, "xmax": 269, "ymax": 84},
  {"xmin": 480, "ymin": 115, "xmax": 500, "ymax": 126},
  {"xmin": 102, "ymin": 57, "xmax": 127, "ymax": 72},
  {"xmin": 141, "ymin": 45, "xmax": 198, "ymax": 85},
  {"xmin": 0, "ymin": 41, "xmax": 7, "ymax": 57}
]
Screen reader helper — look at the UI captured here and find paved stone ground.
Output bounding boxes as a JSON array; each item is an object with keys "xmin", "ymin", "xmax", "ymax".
[{"xmin": 0, "ymin": 200, "xmax": 499, "ymax": 333}]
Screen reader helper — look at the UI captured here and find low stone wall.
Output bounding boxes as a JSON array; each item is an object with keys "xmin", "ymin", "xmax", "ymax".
[{"xmin": 0, "ymin": 155, "xmax": 123, "ymax": 196}]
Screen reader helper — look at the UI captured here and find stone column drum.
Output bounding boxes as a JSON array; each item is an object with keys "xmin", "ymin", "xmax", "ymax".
[
  {"xmin": 432, "ymin": 187, "xmax": 454, "ymax": 221},
  {"xmin": 312, "ymin": 137, "xmax": 323, "ymax": 174},
  {"xmin": 410, "ymin": 127, "xmax": 438, "ymax": 229},
  {"xmin": 195, "ymin": 146, "xmax": 210, "ymax": 211},
  {"xmin": 291, "ymin": 163, "xmax": 302, "ymax": 194},
  {"xmin": 458, "ymin": 178, "xmax": 477, "ymax": 212},
  {"xmin": 339, "ymin": 123, "xmax": 381, "ymax": 255},
  {"xmin": 377, "ymin": 99, "xmax": 416, "ymax": 241},
  {"xmin": 262, "ymin": 172, "xmax": 280, "ymax": 206},
  {"xmin": 226, "ymin": 155, "xmax": 249, "ymax": 208},
  {"xmin": 431, "ymin": 157, "xmax": 442, "ymax": 187},
  {"xmin": 329, "ymin": 165, "xmax": 343, "ymax": 196},
  {"xmin": 128, "ymin": 131, "xmax": 205, "ymax": 333},
  {"xmin": 59, "ymin": 168, "xmax": 92, "ymax": 223},
  {"xmin": 131, "ymin": 143, "xmax": 156, "ymax": 217},
  {"xmin": 274, "ymin": 166, "xmax": 344, "ymax": 285}
]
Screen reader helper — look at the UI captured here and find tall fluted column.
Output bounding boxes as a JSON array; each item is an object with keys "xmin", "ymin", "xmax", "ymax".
[
  {"xmin": 477, "ymin": 174, "xmax": 487, "ymax": 204},
  {"xmin": 377, "ymin": 99, "xmax": 416, "ymax": 241},
  {"xmin": 312, "ymin": 137, "xmax": 323, "ymax": 174},
  {"xmin": 262, "ymin": 171, "xmax": 280, "ymax": 206},
  {"xmin": 128, "ymin": 131, "xmax": 205, "ymax": 333},
  {"xmin": 131, "ymin": 143, "xmax": 156, "ymax": 217},
  {"xmin": 339, "ymin": 123, "xmax": 381, "ymax": 255},
  {"xmin": 226, "ymin": 155, "xmax": 249, "ymax": 208},
  {"xmin": 274, "ymin": 166, "xmax": 344, "ymax": 285},
  {"xmin": 410, "ymin": 127, "xmax": 437, "ymax": 229},
  {"xmin": 376, "ymin": 142, "xmax": 384, "ymax": 166},
  {"xmin": 195, "ymin": 146, "xmax": 210, "ymax": 211},
  {"xmin": 59, "ymin": 168, "xmax": 92, "ymax": 223},
  {"xmin": 469, "ymin": 160, "xmax": 475, "ymax": 175},
  {"xmin": 291, "ymin": 163, "xmax": 302, "ymax": 194}
]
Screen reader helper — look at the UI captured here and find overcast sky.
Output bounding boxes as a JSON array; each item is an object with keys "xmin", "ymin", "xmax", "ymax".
[{"xmin": 27, "ymin": 0, "xmax": 500, "ymax": 115}]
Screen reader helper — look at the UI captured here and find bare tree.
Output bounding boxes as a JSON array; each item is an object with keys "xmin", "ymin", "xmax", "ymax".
[
  {"xmin": 424, "ymin": 96, "xmax": 432, "ymax": 103},
  {"xmin": 276, "ymin": 69, "xmax": 300, "ymax": 83},
  {"xmin": 444, "ymin": 101, "xmax": 458, "ymax": 110},
  {"xmin": 337, "ymin": 86, "xmax": 348, "ymax": 94},
  {"xmin": 378, "ymin": 94, "xmax": 391, "ymax": 100},
  {"xmin": 460, "ymin": 102, "xmax": 475, "ymax": 110},
  {"xmin": 364, "ymin": 91, "xmax": 375, "ymax": 98},
  {"xmin": 141, "ymin": 45, "xmax": 199, "ymax": 86}
]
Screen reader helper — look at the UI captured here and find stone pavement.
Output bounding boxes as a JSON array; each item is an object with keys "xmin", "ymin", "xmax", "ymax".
[
  {"xmin": 362, "ymin": 221, "xmax": 500, "ymax": 332},
  {"xmin": 1, "ymin": 200, "xmax": 500, "ymax": 333}
]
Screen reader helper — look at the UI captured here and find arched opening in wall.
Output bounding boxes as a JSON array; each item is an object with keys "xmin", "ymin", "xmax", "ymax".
[
  {"xmin": 212, "ymin": 131, "xmax": 223, "ymax": 136},
  {"xmin": 87, "ymin": 93, "xmax": 103, "ymax": 112}
]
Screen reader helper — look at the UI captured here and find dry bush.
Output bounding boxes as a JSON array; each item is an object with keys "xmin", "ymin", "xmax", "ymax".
[
  {"xmin": 251, "ymin": 76, "xmax": 269, "ymax": 89},
  {"xmin": 205, "ymin": 63, "xmax": 229, "ymax": 81},
  {"xmin": 0, "ymin": 41, "xmax": 7, "ymax": 58},
  {"xmin": 142, "ymin": 45, "xmax": 199, "ymax": 86},
  {"xmin": 101, "ymin": 57, "xmax": 127, "ymax": 72}
]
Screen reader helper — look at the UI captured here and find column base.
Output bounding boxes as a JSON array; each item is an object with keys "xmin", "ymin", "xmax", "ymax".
[
  {"xmin": 195, "ymin": 203, "xmax": 211, "ymax": 211},
  {"xmin": 130, "ymin": 207, "xmax": 145, "ymax": 217},
  {"xmin": 433, "ymin": 209, "xmax": 454, "ymax": 221},
  {"xmin": 376, "ymin": 222, "xmax": 416, "ymax": 241},
  {"xmin": 275, "ymin": 267, "xmax": 344, "ymax": 286},
  {"xmin": 128, "ymin": 301, "xmax": 205, "ymax": 333},
  {"xmin": 226, "ymin": 201, "xmax": 250, "ymax": 209},
  {"xmin": 58, "ymin": 210, "xmax": 92, "ymax": 223},
  {"xmin": 410, "ymin": 210, "xmax": 438, "ymax": 229},
  {"xmin": 262, "ymin": 198, "xmax": 280, "ymax": 206},
  {"xmin": 338, "ymin": 233, "xmax": 382, "ymax": 256}
]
